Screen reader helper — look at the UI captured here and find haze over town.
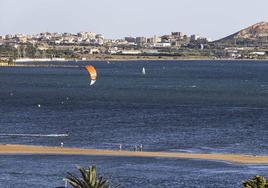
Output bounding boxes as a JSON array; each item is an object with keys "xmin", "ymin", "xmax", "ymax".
[{"xmin": 1, "ymin": 0, "xmax": 268, "ymax": 40}]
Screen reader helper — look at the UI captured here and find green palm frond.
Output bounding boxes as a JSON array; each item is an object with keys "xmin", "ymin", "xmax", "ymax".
[{"xmin": 65, "ymin": 165, "xmax": 119, "ymax": 188}]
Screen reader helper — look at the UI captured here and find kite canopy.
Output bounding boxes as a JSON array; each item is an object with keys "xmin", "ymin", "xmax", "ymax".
[{"xmin": 85, "ymin": 65, "xmax": 97, "ymax": 85}]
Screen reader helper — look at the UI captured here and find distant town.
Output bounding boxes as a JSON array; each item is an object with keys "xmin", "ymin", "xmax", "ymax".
[{"xmin": 1, "ymin": 22, "xmax": 268, "ymax": 64}]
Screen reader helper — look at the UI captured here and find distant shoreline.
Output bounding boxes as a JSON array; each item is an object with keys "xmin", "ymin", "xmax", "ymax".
[
  {"xmin": 1, "ymin": 57, "xmax": 268, "ymax": 68},
  {"xmin": 0, "ymin": 144, "xmax": 268, "ymax": 164},
  {"xmin": 13, "ymin": 56, "xmax": 268, "ymax": 62}
]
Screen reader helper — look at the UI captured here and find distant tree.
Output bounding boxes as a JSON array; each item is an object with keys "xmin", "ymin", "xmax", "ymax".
[
  {"xmin": 243, "ymin": 175, "xmax": 268, "ymax": 188},
  {"xmin": 8, "ymin": 58, "xmax": 15, "ymax": 65},
  {"xmin": 65, "ymin": 165, "xmax": 119, "ymax": 188}
]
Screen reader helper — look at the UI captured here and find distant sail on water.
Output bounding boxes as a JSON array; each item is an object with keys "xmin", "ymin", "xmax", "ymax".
[{"xmin": 142, "ymin": 67, "xmax": 146, "ymax": 75}]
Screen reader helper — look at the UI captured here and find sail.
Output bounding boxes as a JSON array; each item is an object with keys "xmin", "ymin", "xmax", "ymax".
[
  {"xmin": 90, "ymin": 80, "xmax": 96, "ymax": 86},
  {"xmin": 85, "ymin": 65, "xmax": 97, "ymax": 85},
  {"xmin": 142, "ymin": 67, "xmax": 146, "ymax": 75}
]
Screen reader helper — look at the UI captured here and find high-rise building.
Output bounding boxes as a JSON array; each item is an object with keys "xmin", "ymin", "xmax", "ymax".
[
  {"xmin": 190, "ymin": 34, "xmax": 200, "ymax": 42},
  {"xmin": 136, "ymin": 37, "xmax": 147, "ymax": 45},
  {"xmin": 125, "ymin": 37, "xmax": 136, "ymax": 43},
  {"xmin": 171, "ymin": 32, "xmax": 183, "ymax": 38},
  {"xmin": 95, "ymin": 34, "xmax": 104, "ymax": 40}
]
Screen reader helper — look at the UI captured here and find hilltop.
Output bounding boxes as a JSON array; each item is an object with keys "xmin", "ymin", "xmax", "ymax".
[
  {"xmin": 215, "ymin": 22, "xmax": 268, "ymax": 46},
  {"xmin": 235, "ymin": 21, "xmax": 268, "ymax": 38}
]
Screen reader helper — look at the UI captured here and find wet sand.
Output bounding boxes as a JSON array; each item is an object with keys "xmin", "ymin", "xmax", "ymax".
[{"xmin": 0, "ymin": 144, "xmax": 267, "ymax": 164}]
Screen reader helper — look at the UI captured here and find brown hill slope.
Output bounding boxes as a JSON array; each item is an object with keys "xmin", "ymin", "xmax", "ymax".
[{"xmin": 216, "ymin": 22, "xmax": 268, "ymax": 44}]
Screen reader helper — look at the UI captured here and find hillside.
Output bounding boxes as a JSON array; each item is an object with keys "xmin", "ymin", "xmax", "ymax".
[{"xmin": 215, "ymin": 22, "xmax": 268, "ymax": 46}]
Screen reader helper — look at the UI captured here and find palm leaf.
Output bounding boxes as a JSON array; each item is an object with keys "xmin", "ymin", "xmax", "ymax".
[{"xmin": 65, "ymin": 165, "xmax": 118, "ymax": 188}]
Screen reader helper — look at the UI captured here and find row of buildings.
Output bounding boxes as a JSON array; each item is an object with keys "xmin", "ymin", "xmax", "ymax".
[
  {"xmin": 0, "ymin": 32, "xmax": 105, "ymax": 46},
  {"xmin": 1, "ymin": 30, "xmax": 266, "ymax": 59},
  {"xmin": 0, "ymin": 31, "xmax": 209, "ymax": 55}
]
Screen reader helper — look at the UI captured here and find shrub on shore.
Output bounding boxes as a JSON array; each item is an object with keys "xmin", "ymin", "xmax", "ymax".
[
  {"xmin": 0, "ymin": 58, "xmax": 15, "ymax": 65},
  {"xmin": 243, "ymin": 175, "xmax": 268, "ymax": 188}
]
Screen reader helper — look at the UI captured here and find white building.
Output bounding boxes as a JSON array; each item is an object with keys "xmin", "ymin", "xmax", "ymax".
[
  {"xmin": 78, "ymin": 32, "xmax": 96, "ymax": 40},
  {"xmin": 250, "ymin": 52, "xmax": 266, "ymax": 56},
  {"xmin": 153, "ymin": 42, "xmax": 171, "ymax": 48},
  {"xmin": 121, "ymin": 50, "xmax": 142, "ymax": 55}
]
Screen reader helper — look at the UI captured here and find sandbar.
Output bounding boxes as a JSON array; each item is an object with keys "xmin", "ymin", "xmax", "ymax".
[{"xmin": 0, "ymin": 144, "xmax": 267, "ymax": 164}]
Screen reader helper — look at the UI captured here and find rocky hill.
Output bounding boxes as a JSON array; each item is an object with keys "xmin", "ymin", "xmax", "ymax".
[{"xmin": 215, "ymin": 22, "xmax": 268, "ymax": 46}]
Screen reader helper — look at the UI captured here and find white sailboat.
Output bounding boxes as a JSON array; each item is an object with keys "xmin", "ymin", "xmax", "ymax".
[{"xmin": 142, "ymin": 67, "xmax": 146, "ymax": 75}]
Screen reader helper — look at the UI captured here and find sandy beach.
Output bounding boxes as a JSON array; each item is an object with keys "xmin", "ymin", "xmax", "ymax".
[{"xmin": 0, "ymin": 144, "xmax": 267, "ymax": 164}]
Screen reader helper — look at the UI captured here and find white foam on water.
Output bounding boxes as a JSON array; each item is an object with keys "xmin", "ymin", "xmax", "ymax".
[{"xmin": 0, "ymin": 133, "xmax": 69, "ymax": 137}]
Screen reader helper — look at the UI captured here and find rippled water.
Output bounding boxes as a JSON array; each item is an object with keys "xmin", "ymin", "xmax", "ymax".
[{"xmin": 1, "ymin": 60, "xmax": 268, "ymax": 187}]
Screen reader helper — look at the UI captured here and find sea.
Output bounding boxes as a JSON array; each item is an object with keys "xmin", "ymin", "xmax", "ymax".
[{"xmin": 0, "ymin": 60, "xmax": 268, "ymax": 188}]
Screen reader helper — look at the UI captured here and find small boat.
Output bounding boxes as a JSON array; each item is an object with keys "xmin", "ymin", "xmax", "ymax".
[{"xmin": 142, "ymin": 67, "xmax": 146, "ymax": 75}]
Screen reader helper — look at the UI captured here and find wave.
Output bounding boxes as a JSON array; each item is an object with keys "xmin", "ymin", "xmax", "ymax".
[{"xmin": 0, "ymin": 133, "xmax": 68, "ymax": 137}]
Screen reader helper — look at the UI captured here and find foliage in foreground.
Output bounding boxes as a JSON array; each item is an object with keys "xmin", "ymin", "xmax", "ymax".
[
  {"xmin": 243, "ymin": 175, "xmax": 268, "ymax": 188},
  {"xmin": 65, "ymin": 165, "xmax": 119, "ymax": 188}
]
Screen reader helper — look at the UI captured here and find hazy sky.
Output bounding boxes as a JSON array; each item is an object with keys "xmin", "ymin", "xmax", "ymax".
[{"xmin": 1, "ymin": 0, "xmax": 268, "ymax": 40}]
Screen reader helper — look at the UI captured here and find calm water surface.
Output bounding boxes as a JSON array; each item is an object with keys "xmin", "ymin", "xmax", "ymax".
[{"xmin": 0, "ymin": 60, "xmax": 268, "ymax": 187}]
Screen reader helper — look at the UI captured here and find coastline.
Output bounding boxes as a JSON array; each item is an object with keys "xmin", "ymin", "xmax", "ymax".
[
  {"xmin": 1, "ymin": 144, "xmax": 268, "ymax": 164},
  {"xmin": 1, "ymin": 58, "xmax": 268, "ymax": 68}
]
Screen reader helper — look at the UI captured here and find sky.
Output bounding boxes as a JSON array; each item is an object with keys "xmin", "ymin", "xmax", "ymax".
[{"xmin": 1, "ymin": 0, "xmax": 268, "ymax": 40}]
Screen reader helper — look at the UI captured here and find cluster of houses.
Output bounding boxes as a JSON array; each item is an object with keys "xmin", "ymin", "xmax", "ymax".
[
  {"xmin": 1, "ymin": 31, "xmax": 267, "ymax": 59},
  {"xmin": 0, "ymin": 31, "xmax": 210, "ymax": 56}
]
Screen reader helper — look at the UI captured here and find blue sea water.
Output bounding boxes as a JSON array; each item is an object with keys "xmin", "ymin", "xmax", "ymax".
[{"xmin": 1, "ymin": 60, "xmax": 268, "ymax": 187}]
